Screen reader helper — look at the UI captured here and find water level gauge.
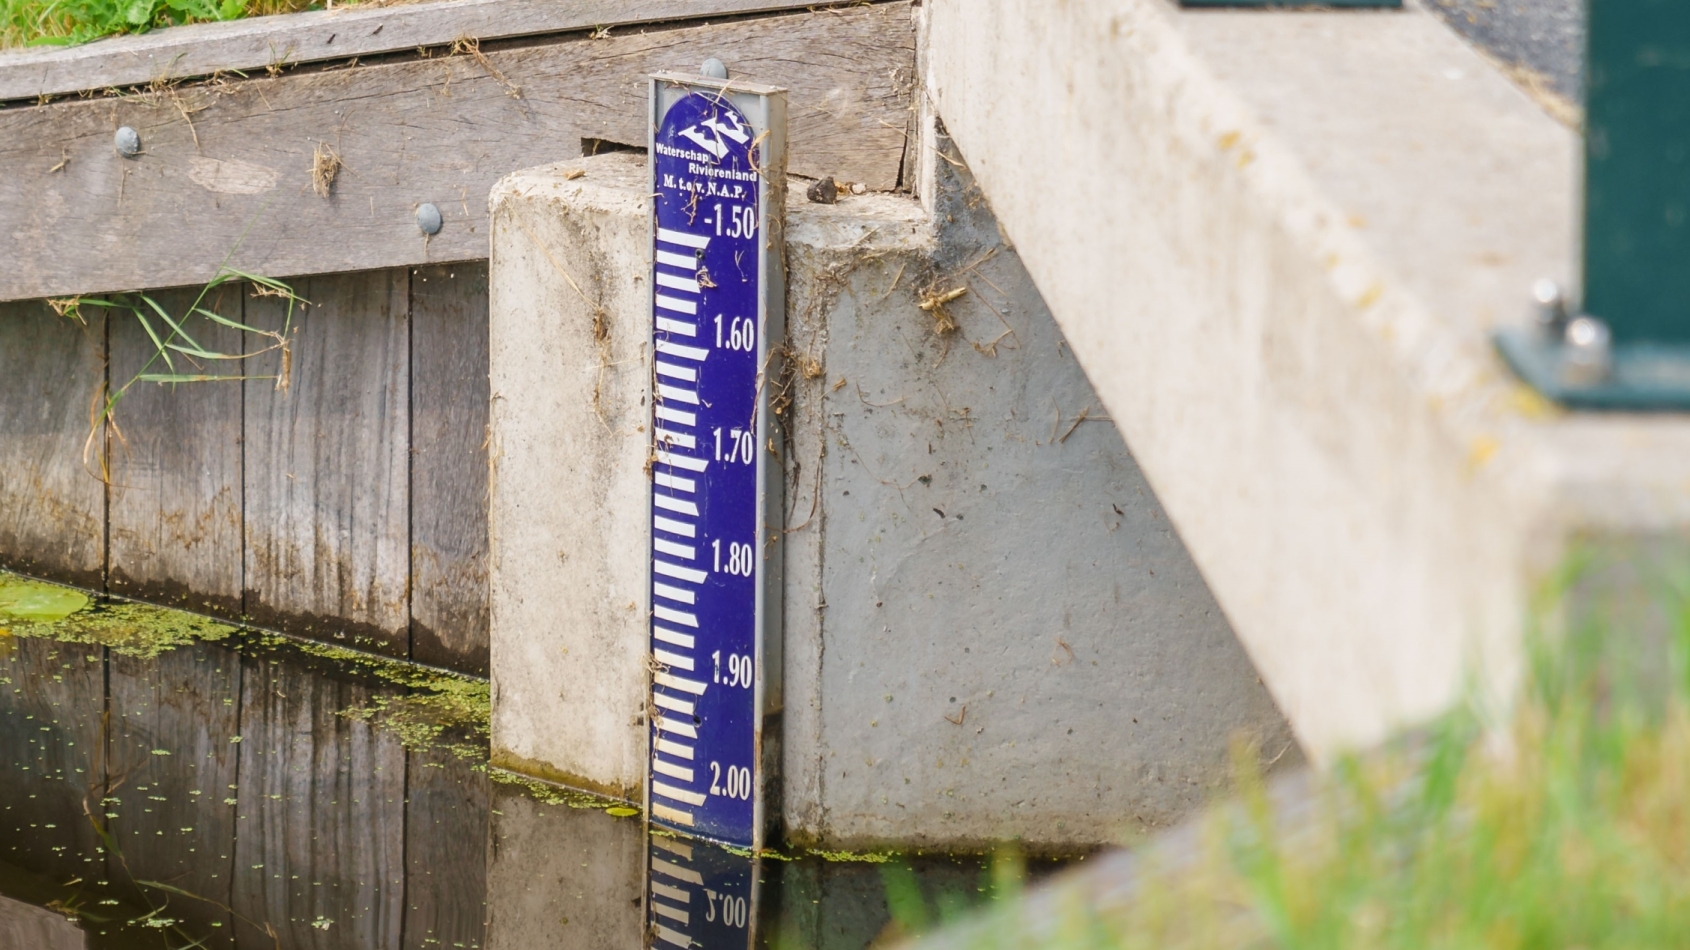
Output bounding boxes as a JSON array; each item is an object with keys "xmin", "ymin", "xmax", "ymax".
[{"xmin": 645, "ymin": 70, "xmax": 787, "ymax": 852}]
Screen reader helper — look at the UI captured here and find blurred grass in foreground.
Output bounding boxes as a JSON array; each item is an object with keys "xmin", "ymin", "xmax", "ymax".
[
  {"xmin": 2, "ymin": 0, "xmax": 327, "ymax": 49},
  {"xmin": 899, "ymin": 563, "xmax": 1690, "ymax": 949}
]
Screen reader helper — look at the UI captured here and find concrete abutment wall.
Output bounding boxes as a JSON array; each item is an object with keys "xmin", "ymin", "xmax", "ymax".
[{"xmin": 487, "ymin": 145, "xmax": 1298, "ymax": 850}]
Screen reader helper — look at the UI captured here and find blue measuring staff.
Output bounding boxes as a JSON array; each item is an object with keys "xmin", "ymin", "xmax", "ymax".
[{"xmin": 645, "ymin": 71, "xmax": 787, "ymax": 851}]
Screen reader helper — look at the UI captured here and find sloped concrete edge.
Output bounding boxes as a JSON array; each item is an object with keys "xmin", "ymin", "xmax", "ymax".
[{"xmin": 921, "ymin": 0, "xmax": 1690, "ymax": 759}]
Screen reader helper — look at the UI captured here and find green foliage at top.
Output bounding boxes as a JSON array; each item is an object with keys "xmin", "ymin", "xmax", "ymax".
[
  {"xmin": 1, "ymin": 0, "xmax": 323, "ymax": 48},
  {"xmin": 907, "ymin": 566, "xmax": 1690, "ymax": 950}
]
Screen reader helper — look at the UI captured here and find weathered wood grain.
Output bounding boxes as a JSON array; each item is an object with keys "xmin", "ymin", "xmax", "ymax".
[
  {"xmin": 0, "ymin": 0, "xmax": 868, "ymax": 102},
  {"xmin": 409, "ymin": 264, "xmax": 490, "ymax": 674},
  {"xmin": 0, "ymin": 302, "xmax": 107, "ymax": 588},
  {"xmin": 106, "ymin": 642, "xmax": 242, "ymax": 949},
  {"xmin": 402, "ymin": 747, "xmax": 490, "ymax": 950},
  {"xmin": 0, "ymin": 637, "xmax": 107, "ymax": 883},
  {"xmin": 0, "ymin": 2, "xmax": 916, "ymax": 302},
  {"xmin": 106, "ymin": 287, "xmax": 245, "ymax": 619},
  {"xmin": 231, "ymin": 652, "xmax": 408, "ymax": 950},
  {"xmin": 243, "ymin": 271, "xmax": 411, "ymax": 657}
]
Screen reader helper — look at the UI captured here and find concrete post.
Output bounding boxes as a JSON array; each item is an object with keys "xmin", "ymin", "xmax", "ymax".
[{"xmin": 487, "ymin": 154, "xmax": 652, "ymax": 799}]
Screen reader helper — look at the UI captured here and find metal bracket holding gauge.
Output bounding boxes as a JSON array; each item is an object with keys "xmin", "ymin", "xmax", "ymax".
[
  {"xmin": 1494, "ymin": 3, "xmax": 1690, "ymax": 411},
  {"xmin": 644, "ymin": 66, "xmax": 787, "ymax": 855}
]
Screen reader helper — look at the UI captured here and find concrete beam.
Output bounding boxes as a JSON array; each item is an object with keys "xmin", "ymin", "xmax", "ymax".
[
  {"xmin": 487, "ymin": 151, "xmax": 1296, "ymax": 849},
  {"xmin": 920, "ymin": 0, "xmax": 1690, "ymax": 759}
]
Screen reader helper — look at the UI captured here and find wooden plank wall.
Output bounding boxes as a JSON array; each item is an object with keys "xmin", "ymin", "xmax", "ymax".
[
  {"xmin": 107, "ymin": 286, "xmax": 245, "ymax": 619},
  {"xmin": 0, "ymin": 2, "xmax": 916, "ymax": 302},
  {"xmin": 0, "ymin": 265, "xmax": 491, "ymax": 673},
  {"xmin": 0, "ymin": 302, "xmax": 107, "ymax": 590},
  {"xmin": 410, "ymin": 266, "xmax": 492, "ymax": 673},
  {"xmin": 0, "ymin": 0, "xmax": 846, "ymax": 100},
  {"xmin": 245, "ymin": 271, "xmax": 412, "ymax": 658}
]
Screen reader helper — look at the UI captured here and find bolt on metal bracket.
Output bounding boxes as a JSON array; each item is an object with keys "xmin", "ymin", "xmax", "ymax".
[
  {"xmin": 1494, "ymin": 281, "xmax": 1690, "ymax": 411},
  {"xmin": 1494, "ymin": 3, "xmax": 1690, "ymax": 412}
]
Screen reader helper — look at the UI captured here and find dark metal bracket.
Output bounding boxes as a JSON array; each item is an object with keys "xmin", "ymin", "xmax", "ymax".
[
  {"xmin": 1494, "ymin": 1, "xmax": 1690, "ymax": 412},
  {"xmin": 1496, "ymin": 283, "xmax": 1690, "ymax": 412}
]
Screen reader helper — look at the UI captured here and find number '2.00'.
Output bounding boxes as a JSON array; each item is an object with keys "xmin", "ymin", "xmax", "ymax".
[{"xmin": 710, "ymin": 761, "xmax": 753, "ymax": 800}]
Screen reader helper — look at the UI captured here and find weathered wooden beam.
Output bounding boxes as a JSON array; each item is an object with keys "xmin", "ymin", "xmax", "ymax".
[
  {"xmin": 243, "ymin": 270, "xmax": 412, "ymax": 657},
  {"xmin": 0, "ymin": 2, "xmax": 913, "ymax": 302},
  {"xmin": 107, "ymin": 286, "xmax": 245, "ymax": 620},
  {"xmin": 0, "ymin": 302, "xmax": 106, "ymax": 589},
  {"xmin": 409, "ymin": 263, "xmax": 491, "ymax": 675},
  {"xmin": 0, "ymin": 0, "xmax": 868, "ymax": 103}
]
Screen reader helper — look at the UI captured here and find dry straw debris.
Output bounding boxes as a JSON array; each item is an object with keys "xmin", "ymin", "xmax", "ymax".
[{"xmin": 311, "ymin": 143, "xmax": 342, "ymax": 197}]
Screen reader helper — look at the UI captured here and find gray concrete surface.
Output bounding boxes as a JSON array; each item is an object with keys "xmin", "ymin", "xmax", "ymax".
[
  {"xmin": 488, "ymin": 153, "xmax": 653, "ymax": 800},
  {"xmin": 779, "ymin": 138, "xmax": 1298, "ymax": 851},
  {"xmin": 488, "ymin": 150, "xmax": 1298, "ymax": 849},
  {"xmin": 921, "ymin": 0, "xmax": 1690, "ymax": 762}
]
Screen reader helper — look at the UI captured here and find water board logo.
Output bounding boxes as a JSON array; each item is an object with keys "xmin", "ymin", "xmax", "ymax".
[{"xmin": 676, "ymin": 110, "xmax": 751, "ymax": 161}]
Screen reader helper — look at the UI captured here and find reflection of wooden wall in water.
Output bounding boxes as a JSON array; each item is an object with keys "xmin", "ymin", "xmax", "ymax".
[
  {"xmin": 0, "ymin": 636, "xmax": 491, "ymax": 950},
  {"xmin": 0, "ymin": 265, "xmax": 491, "ymax": 673}
]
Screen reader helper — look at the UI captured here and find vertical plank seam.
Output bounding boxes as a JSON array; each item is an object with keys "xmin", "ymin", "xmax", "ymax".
[
  {"xmin": 240, "ymin": 284, "xmax": 248, "ymax": 627},
  {"xmin": 226, "ymin": 648, "xmax": 245, "ymax": 944},
  {"xmin": 398, "ymin": 747, "xmax": 412, "ymax": 950},
  {"xmin": 103, "ymin": 308, "xmax": 111, "ymax": 595},
  {"xmin": 407, "ymin": 268, "xmax": 417, "ymax": 664}
]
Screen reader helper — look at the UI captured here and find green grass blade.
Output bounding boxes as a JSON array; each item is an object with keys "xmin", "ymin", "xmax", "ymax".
[
  {"xmin": 192, "ymin": 306, "xmax": 267, "ymax": 335},
  {"xmin": 137, "ymin": 373, "xmax": 254, "ymax": 383},
  {"xmin": 130, "ymin": 310, "xmax": 175, "ymax": 372},
  {"xmin": 163, "ymin": 343, "xmax": 242, "ymax": 360},
  {"xmin": 140, "ymin": 293, "xmax": 205, "ymax": 352}
]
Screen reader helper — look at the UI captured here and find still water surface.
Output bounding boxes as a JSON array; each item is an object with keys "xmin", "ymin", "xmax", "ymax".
[{"xmin": 0, "ymin": 585, "xmax": 1054, "ymax": 950}]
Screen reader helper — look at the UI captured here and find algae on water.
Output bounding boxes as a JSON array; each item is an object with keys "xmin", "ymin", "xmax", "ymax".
[
  {"xmin": 0, "ymin": 574, "xmax": 89, "ymax": 623},
  {"xmin": 0, "ymin": 571, "xmax": 235, "ymax": 657},
  {"xmin": 282, "ymin": 636, "xmax": 494, "ymax": 758}
]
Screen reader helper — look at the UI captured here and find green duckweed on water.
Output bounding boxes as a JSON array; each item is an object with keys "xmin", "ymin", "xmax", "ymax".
[
  {"xmin": 0, "ymin": 570, "xmax": 490, "ymax": 762},
  {"xmin": 0, "ymin": 571, "xmax": 235, "ymax": 657},
  {"xmin": 0, "ymin": 573, "xmax": 88, "ymax": 622},
  {"xmin": 487, "ymin": 768, "xmax": 637, "ymax": 813},
  {"xmin": 286, "ymin": 637, "xmax": 493, "ymax": 759}
]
